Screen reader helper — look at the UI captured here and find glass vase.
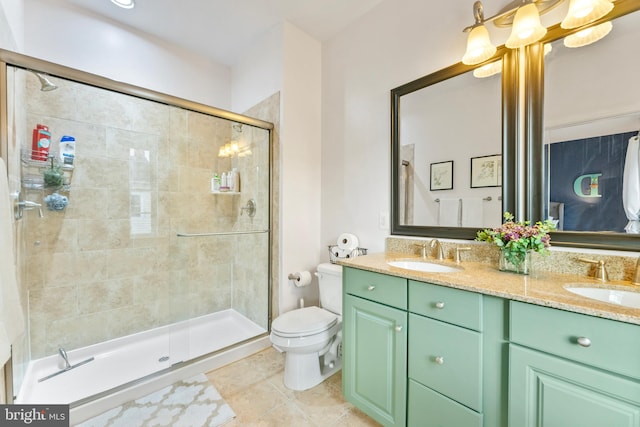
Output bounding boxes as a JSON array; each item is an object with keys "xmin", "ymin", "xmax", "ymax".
[{"xmin": 499, "ymin": 250, "xmax": 531, "ymax": 275}]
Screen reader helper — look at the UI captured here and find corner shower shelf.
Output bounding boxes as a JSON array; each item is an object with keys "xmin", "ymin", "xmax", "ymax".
[{"xmin": 20, "ymin": 149, "xmax": 73, "ymax": 191}]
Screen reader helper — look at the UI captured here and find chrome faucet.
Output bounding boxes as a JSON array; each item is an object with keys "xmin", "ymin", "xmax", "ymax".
[
  {"xmin": 578, "ymin": 258, "xmax": 609, "ymax": 282},
  {"xmin": 58, "ymin": 347, "xmax": 71, "ymax": 370},
  {"xmin": 430, "ymin": 239, "xmax": 445, "ymax": 260},
  {"xmin": 632, "ymin": 257, "xmax": 640, "ymax": 286}
]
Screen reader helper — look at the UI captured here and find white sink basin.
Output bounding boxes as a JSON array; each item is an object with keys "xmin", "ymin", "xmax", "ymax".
[
  {"xmin": 387, "ymin": 260, "xmax": 462, "ymax": 273},
  {"xmin": 565, "ymin": 286, "xmax": 640, "ymax": 309}
]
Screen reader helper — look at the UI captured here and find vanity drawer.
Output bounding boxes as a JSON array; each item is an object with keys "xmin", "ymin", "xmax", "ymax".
[
  {"xmin": 408, "ymin": 380, "xmax": 482, "ymax": 427},
  {"xmin": 409, "ymin": 313, "xmax": 482, "ymax": 411},
  {"xmin": 344, "ymin": 267, "xmax": 407, "ymax": 310},
  {"xmin": 510, "ymin": 301, "xmax": 640, "ymax": 379},
  {"xmin": 409, "ymin": 280, "xmax": 482, "ymax": 331}
]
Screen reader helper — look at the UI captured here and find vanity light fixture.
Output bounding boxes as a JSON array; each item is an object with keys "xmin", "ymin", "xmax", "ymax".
[
  {"xmin": 110, "ymin": 0, "xmax": 135, "ymax": 9},
  {"xmin": 461, "ymin": 0, "xmax": 615, "ymax": 65},
  {"xmin": 563, "ymin": 20, "xmax": 613, "ymax": 47}
]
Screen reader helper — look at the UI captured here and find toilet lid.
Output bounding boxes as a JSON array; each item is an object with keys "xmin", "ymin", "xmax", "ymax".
[{"xmin": 272, "ymin": 306, "xmax": 337, "ymax": 337}]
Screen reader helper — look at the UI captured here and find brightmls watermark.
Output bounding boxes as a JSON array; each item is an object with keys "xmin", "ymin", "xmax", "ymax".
[{"xmin": 0, "ymin": 405, "xmax": 69, "ymax": 426}]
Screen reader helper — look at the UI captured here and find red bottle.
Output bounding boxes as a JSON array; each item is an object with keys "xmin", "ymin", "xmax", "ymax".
[{"xmin": 31, "ymin": 124, "xmax": 51, "ymax": 161}]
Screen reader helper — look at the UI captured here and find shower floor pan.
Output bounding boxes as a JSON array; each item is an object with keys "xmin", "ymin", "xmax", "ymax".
[{"xmin": 16, "ymin": 309, "xmax": 268, "ymax": 418}]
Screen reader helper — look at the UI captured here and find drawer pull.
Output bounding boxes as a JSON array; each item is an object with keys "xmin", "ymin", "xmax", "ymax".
[
  {"xmin": 435, "ymin": 301, "xmax": 445, "ymax": 309},
  {"xmin": 367, "ymin": 285, "xmax": 376, "ymax": 291},
  {"xmin": 576, "ymin": 337, "xmax": 592, "ymax": 348},
  {"xmin": 434, "ymin": 356, "xmax": 444, "ymax": 365},
  {"xmin": 395, "ymin": 325, "xmax": 403, "ymax": 332}
]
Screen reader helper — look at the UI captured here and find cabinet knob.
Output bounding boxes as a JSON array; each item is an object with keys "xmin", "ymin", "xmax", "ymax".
[
  {"xmin": 576, "ymin": 337, "xmax": 592, "ymax": 348},
  {"xmin": 435, "ymin": 301, "xmax": 445, "ymax": 309},
  {"xmin": 367, "ymin": 285, "xmax": 376, "ymax": 291},
  {"xmin": 434, "ymin": 356, "xmax": 444, "ymax": 365},
  {"xmin": 395, "ymin": 325, "xmax": 403, "ymax": 332}
]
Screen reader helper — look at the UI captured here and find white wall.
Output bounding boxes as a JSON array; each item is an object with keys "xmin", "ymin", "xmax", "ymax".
[
  {"xmin": 231, "ymin": 24, "xmax": 283, "ymax": 114},
  {"xmin": 22, "ymin": 0, "xmax": 231, "ymax": 108},
  {"xmin": 321, "ymin": 0, "xmax": 471, "ymax": 253},
  {"xmin": 0, "ymin": 0, "xmax": 22, "ymax": 51},
  {"xmin": 279, "ymin": 23, "xmax": 322, "ymax": 311}
]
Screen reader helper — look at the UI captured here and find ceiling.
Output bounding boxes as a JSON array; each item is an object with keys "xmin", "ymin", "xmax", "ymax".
[{"xmin": 62, "ymin": 0, "xmax": 384, "ymax": 66}]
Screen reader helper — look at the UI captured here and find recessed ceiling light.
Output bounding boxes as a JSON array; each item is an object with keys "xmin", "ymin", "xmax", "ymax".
[{"xmin": 110, "ymin": 0, "xmax": 135, "ymax": 9}]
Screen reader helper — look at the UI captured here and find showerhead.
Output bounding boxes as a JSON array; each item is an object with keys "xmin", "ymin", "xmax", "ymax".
[{"xmin": 31, "ymin": 71, "xmax": 58, "ymax": 91}]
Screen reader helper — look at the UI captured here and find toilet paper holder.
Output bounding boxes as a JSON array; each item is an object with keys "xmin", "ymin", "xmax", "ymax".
[{"xmin": 288, "ymin": 273, "xmax": 301, "ymax": 281}]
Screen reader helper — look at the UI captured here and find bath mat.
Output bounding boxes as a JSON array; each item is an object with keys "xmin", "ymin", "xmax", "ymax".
[{"xmin": 76, "ymin": 374, "xmax": 235, "ymax": 427}]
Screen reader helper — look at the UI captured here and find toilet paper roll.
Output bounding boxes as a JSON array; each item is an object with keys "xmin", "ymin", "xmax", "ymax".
[
  {"xmin": 337, "ymin": 233, "xmax": 359, "ymax": 251},
  {"xmin": 293, "ymin": 271, "xmax": 312, "ymax": 287}
]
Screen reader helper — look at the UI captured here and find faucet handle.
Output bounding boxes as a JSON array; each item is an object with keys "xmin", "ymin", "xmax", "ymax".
[
  {"xmin": 578, "ymin": 258, "xmax": 609, "ymax": 282},
  {"xmin": 455, "ymin": 247, "xmax": 471, "ymax": 263},
  {"xmin": 413, "ymin": 242, "xmax": 428, "ymax": 258}
]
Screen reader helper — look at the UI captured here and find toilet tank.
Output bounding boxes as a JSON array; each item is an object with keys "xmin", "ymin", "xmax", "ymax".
[{"xmin": 317, "ymin": 263, "xmax": 343, "ymax": 315}]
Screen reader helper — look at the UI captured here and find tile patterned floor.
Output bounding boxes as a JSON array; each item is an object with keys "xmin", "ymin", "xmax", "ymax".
[{"xmin": 205, "ymin": 347, "xmax": 381, "ymax": 426}]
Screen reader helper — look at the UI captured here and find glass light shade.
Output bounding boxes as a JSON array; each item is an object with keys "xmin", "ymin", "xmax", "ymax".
[
  {"xmin": 564, "ymin": 21, "xmax": 613, "ymax": 47},
  {"xmin": 473, "ymin": 60, "xmax": 502, "ymax": 78},
  {"xmin": 505, "ymin": 3, "xmax": 547, "ymax": 49},
  {"xmin": 462, "ymin": 25, "xmax": 497, "ymax": 65},
  {"xmin": 110, "ymin": 0, "xmax": 135, "ymax": 9},
  {"xmin": 561, "ymin": 0, "xmax": 613, "ymax": 29}
]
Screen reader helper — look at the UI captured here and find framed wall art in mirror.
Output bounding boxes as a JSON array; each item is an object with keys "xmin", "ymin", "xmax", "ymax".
[
  {"xmin": 430, "ymin": 161, "xmax": 454, "ymax": 191},
  {"xmin": 471, "ymin": 154, "xmax": 502, "ymax": 188}
]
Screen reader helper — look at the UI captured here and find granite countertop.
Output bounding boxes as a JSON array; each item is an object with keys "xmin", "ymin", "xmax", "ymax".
[{"xmin": 338, "ymin": 252, "xmax": 640, "ymax": 326}]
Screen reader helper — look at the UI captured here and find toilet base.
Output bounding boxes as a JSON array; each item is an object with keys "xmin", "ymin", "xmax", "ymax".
[{"xmin": 283, "ymin": 351, "xmax": 342, "ymax": 391}]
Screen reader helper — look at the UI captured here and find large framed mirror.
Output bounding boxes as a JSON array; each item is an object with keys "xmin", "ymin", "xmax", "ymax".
[
  {"xmin": 537, "ymin": 0, "xmax": 640, "ymax": 251},
  {"xmin": 391, "ymin": 52, "xmax": 510, "ymax": 239}
]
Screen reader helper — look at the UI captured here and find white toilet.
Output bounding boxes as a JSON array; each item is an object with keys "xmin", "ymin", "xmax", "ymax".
[{"xmin": 270, "ymin": 263, "xmax": 343, "ymax": 391}]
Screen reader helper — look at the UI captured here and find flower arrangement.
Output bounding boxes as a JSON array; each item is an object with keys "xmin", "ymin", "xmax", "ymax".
[{"xmin": 476, "ymin": 212, "xmax": 556, "ymax": 271}]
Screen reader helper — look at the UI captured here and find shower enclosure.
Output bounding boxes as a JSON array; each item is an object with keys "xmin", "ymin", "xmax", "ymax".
[{"xmin": 1, "ymin": 51, "xmax": 274, "ymax": 420}]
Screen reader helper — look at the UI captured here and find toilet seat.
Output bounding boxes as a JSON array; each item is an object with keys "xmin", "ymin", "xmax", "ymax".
[{"xmin": 272, "ymin": 306, "xmax": 337, "ymax": 338}]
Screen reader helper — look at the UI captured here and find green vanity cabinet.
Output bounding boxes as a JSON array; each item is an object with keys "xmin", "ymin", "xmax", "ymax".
[
  {"xmin": 342, "ymin": 267, "xmax": 507, "ymax": 427},
  {"xmin": 508, "ymin": 301, "xmax": 640, "ymax": 427},
  {"xmin": 343, "ymin": 268, "xmax": 408, "ymax": 427}
]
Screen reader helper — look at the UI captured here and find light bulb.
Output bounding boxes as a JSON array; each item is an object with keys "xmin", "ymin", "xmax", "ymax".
[
  {"xmin": 564, "ymin": 21, "xmax": 613, "ymax": 47},
  {"xmin": 561, "ymin": 0, "xmax": 613, "ymax": 29}
]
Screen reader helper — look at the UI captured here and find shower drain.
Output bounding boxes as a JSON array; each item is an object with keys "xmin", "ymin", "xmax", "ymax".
[{"xmin": 158, "ymin": 356, "xmax": 170, "ymax": 362}]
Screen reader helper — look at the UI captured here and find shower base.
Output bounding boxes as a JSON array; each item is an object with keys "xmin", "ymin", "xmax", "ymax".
[{"xmin": 16, "ymin": 309, "xmax": 269, "ymax": 423}]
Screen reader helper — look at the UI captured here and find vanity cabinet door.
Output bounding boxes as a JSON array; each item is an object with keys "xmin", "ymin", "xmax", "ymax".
[
  {"xmin": 509, "ymin": 344, "xmax": 640, "ymax": 427},
  {"xmin": 343, "ymin": 294, "xmax": 407, "ymax": 427}
]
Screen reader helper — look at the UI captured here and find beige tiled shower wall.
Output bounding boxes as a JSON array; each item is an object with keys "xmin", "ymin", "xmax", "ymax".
[{"xmin": 15, "ymin": 71, "xmax": 273, "ymax": 359}]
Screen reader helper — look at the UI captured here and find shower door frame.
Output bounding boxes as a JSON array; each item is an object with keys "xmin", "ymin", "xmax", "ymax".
[{"xmin": 0, "ymin": 48, "xmax": 275, "ymax": 405}]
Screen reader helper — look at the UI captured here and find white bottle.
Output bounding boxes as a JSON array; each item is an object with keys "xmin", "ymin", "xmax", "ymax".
[
  {"xmin": 227, "ymin": 169, "xmax": 234, "ymax": 192},
  {"xmin": 231, "ymin": 168, "xmax": 240, "ymax": 192},
  {"xmin": 221, "ymin": 172, "xmax": 228, "ymax": 190}
]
